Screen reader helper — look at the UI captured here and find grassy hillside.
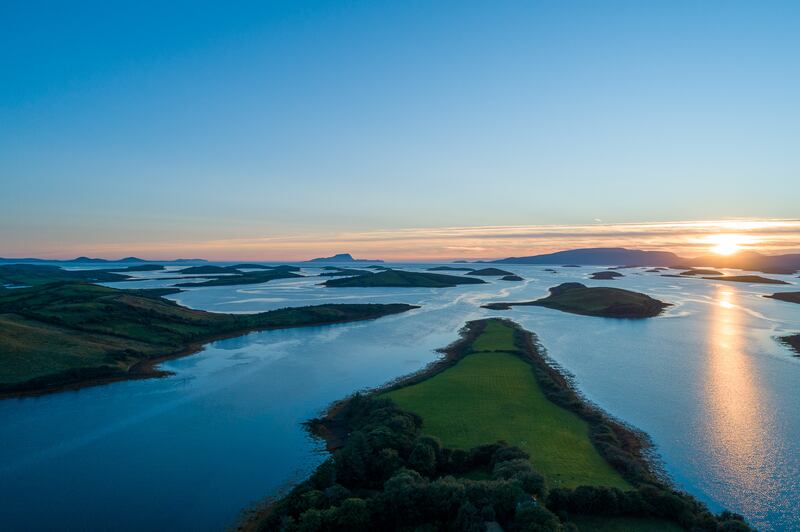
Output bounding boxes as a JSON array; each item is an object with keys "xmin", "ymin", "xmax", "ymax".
[
  {"xmin": 484, "ymin": 282, "xmax": 669, "ymax": 318},
  {"xmin": 324, "ymin": 269, "xmax": 486, "ymax": 288},
  {"xmin": 0, "ymin": 282, "xmax": 416, "ymax": 393},
  {"xmin": 0, "ymin": 264, "xmax": 130, "ymax": 287},
  {"xmin": 386, "ymin": 320, "xmax": 629, "ymax": 489}
]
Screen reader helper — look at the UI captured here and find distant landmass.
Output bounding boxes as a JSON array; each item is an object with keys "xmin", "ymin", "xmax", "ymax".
[
  {"xmin": 484, "ymin": 282, "xmax": 669, "ymax": 318},
  {"xmin": 323, "ymin": 270, "xmax": 485, "ymax": 288},
  {"xmin": 491, "ymin": 248, "xmax": 682, "ymax": 267},
  {"xmin": 305, "ymin": 253, "xmax": 383, "ymax": 263},
  {"xmin": 0, "ymin": 256, "xmax": 206, "ymax": 264},
  {"xmin": 489, "ymin": 247, "xmax": 800, "ymax": 274}
]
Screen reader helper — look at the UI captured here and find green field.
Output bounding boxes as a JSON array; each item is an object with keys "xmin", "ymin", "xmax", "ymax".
[{"xmin": 386, "ymin": 320, "xmax": 630, "ymax": 489}]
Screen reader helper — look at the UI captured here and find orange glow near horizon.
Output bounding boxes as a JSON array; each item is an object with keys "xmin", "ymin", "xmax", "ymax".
[
  {"xmin": 6, "ymin": 218, "xmax": 800, "ymax": 262},
  {"xmin": 708, "ymin": 234, "xmax": 746, "ymax": 256}
]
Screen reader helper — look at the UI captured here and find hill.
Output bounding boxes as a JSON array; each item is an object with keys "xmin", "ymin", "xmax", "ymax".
[
  {"xmin": 484, "ymin": 282, "xmax": 669, "ymax": 318},
  {"xmin": 306, "ymin": 253, "xmax": 384, "ymax": 263},
  {"xmin": 324, "ymin": 270, "xmax": 486, "ymax": 288},
  {"xmin": 0, "ymin": 282, "xmax": 416, "ymax": 395},
  {"xmin": 490, "ymin": 247, "xmax": 800, "ymax": 274},
  {"xmin": 491, "ymin": 248, "xmax": 682, "ymax": 267}
]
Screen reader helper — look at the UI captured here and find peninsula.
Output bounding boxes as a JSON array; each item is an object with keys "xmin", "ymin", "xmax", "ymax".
[
  {"xmin": 0, "ymin": 282, "xmax": 417, "ymax": 396},
  {"xmin": 259, "ymin": 319, "xmax": 748, "ymax": 531},
  {"xmin": 483, "ymin": 282, "xmax": 669, "ymax": 318}
]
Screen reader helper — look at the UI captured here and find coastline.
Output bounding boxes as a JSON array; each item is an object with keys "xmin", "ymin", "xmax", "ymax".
[
  {"xmin": 0, "ymin": 306, "xmax": 418, "ymax": 400},
  {"xmin": 241, "ymin": 318, "xmax": 670, "ymax": 530}
]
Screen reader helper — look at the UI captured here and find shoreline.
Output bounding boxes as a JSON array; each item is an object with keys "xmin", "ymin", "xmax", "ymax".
[
  {"xmin": 0, "ymin": 307, "xmax": 418, "ymax": 400},
  {"xmin": 241, "ymin": 318, "xmax": 669, "ymax": 530}
]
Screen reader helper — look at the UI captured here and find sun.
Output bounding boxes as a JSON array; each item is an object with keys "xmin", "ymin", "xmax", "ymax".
[{"xmin": 709, "ymin": 234, "xmax": 742, "ymax": 256}]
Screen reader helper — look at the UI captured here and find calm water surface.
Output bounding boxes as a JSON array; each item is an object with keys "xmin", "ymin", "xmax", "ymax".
[{"xmin": 1, "ymin": 264, "xmax": 798, "ymax": 530}]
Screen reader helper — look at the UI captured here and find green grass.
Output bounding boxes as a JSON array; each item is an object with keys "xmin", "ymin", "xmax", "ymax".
[
  {"xmin": 485, "ymin": 282, "xmax": 668, "ymax": 318},
  {"xmin": 470, "ymin": 318, "xmax": 518, "ymax": 351},
  {"xmin": 568, "ymin": 515, "xmax": 683, "ymax": 532},
  {"xmin": 0, "ymin": 282, "xmax": 416, "ymax": 391},
  {"xmin": 386, "ymin": 320, "xmax": 630, "ymax": 489}
]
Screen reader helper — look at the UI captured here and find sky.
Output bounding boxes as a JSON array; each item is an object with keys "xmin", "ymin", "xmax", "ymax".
[{"xmin": 2, "ymin": 1, "xmax": 799, "ymax": 260}]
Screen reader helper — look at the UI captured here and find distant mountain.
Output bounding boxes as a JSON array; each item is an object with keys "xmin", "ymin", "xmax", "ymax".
[
  {"xmin": 490, "ymin": 247, "xmax": 800, "ymax": 274},
  {"xmin": 491, "ymin": 248, "xmax": 683, "ymax": 267},
  {"xmin": 306, "ymin": 253, "xmax": 384, "ymax": 263},
  {"xmin": 686, "ymin": 251, "xmax": 800, "ymax": 274}
]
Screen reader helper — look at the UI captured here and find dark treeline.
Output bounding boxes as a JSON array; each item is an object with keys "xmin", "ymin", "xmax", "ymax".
[{"xmin": 261, "ymin": 395, "xmax": 749, "ymax": 531}]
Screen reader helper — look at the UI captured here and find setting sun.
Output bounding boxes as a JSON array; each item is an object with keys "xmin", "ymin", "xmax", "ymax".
[{"xmin": 709, "ymin": 234, "xmax": 743, "ymax": 255}]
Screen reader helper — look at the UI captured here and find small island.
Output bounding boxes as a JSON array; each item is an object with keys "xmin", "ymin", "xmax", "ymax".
[
  {"xmin": 589, "ymin": 270, "xmax": 624, "ymax": 280},
  {"xmin": 323, "ymin": 270, "xmax": 486, "ymax": 288},
  {"xmin": 0, "ymin": 282, "xmax": 417, "ymax": 396},
  {"xmin": 174, "ymin": 268, "xmax": 303, "ymax": 287},
  {"xmin": 701, "ymin": 275, "xmax": 788, "ymax": 285},
  {"xmin": 229, "ymin": 263, "xmax": 273, "ymax": 270},
  {"xmin": 178, "ymin": 265, "xmax": 242, "ymax": 275},
  {"xmin": 426, "ymin": 266, "xmax": 475, "ymax": 272},
  {"xmin": 765, "ymin": 292, "xmax": 800, "ymax": 304},
  {"xmin": 778, "ymin": 334, "xmax": 800, "ymax": 356},
  {"xmin": 466, "ymin": 267, "xmax": 515, "ymax": 276},
  {"xmin": 679, "ymin": 268, "xmax": 723, "ymax": 276},
  {"xmin": 483, "ymin": 282, "xmax": 669, "ymax": 318},
  {"xmin": 500, "ymin": 274, "xmax": 524, "ymax": 281}
]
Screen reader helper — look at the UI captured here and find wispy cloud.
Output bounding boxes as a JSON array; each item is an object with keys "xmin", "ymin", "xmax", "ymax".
[{"xmin": 38, "ymin": 218, "xmax": 800, "ymax": 261}]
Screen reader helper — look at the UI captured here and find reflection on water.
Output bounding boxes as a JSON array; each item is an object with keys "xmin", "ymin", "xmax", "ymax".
[
  {"xmin": 1, "ymin": 265, "xmax": 799, "ymax": 530},
  {"xmin": 703, "ymin": 286, "xmax": 778, "ymax": 524}
]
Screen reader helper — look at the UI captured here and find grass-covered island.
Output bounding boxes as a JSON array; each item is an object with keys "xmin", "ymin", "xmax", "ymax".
[
  {"xmin": 765, "ymin": 292, "xmax": 800, "ymax": 304},
  {"xmin": 257, "ymin": 319, "xmax": 748, "ymax": 531},
  {"xmin": 467, "ymin": 268, "xmax": 515, "ymax": 277},
  {"xmin": 778, "ymin": 334, "xmax": 800, "ymax": 356},
  {"xmin": 323, "ymin": 270, "xmax": 486, "ymax": 288},
  {"xmin": 175, "ymin": 268, "xmax": 303, "ymax": 287},
  {"xmin": 501, "ymin": 275, "xmax": 524, "ymax": 281},
  {"xmin": 589, "ymin": 271, "xmax": 624, "ymax": 280},
  {"xmin": 483, "ymin": 283, "xmax": 669, "ymax": 318},
  {"xmin": 0, "ymin": 282, "xmax": 417, "ymax": 396}
]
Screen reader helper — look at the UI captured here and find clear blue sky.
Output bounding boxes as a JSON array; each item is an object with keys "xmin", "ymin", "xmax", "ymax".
[{"xmin": 2, "ymin": 1, "xmax": 799, "ymax": 258}]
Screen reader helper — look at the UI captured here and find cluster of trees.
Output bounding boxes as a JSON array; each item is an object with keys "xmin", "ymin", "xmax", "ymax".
[{"xmin": 261, "ymin": 395, "xmax": 749, "ymax": 531}]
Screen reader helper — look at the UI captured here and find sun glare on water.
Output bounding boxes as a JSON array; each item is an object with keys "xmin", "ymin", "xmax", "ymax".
[{"xmin": 709, "ymin": 234, "xmax": 743, "ymax": 255}]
